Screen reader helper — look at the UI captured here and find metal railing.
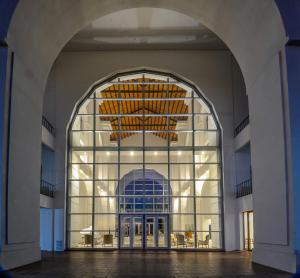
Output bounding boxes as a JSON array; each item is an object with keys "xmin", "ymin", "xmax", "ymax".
[
  {"xmin": 40, "ymin": 179, "xmax": 55, "ymax": 198},
  {"xmin": 235, "ymin": 178, "xmax": 252, "ymax": 198},
  {"xmin": 42, "ymin": 115, "xmax": 55, "ymax": 136},
  {"xmin": 234, "ymin": 116, "xmax": 249, "ymax": 137}
]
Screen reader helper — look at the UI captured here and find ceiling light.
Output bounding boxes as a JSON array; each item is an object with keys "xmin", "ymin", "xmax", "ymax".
[
  {"xmin": 130, "ymin": 151, "xmax": 134, "ymax": 156},
  {"xmin": 106, "ymin": 151, "xmax": 110, "ymax": 156},
  {"xmin": 177, "ymin": 151, "xmax": 182, "ymax": 156},
  {"xmin": 154, "ymin": 151, "xmax": 158, "ymax": 156}
]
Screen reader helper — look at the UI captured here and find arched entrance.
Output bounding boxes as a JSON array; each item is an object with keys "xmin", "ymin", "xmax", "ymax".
[
  {"xmin": 118, "ymin": 169, "xmax": 170, "ymax": 249},
  {"xmin": 67, "ymin": 69, "xmax": 223, "ymax": 250}
]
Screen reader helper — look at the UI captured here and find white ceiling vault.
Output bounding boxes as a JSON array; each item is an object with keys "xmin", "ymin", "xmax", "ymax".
[{"xmin": 64, "ymin": 8, "xmax": 227, "ymax": 51}]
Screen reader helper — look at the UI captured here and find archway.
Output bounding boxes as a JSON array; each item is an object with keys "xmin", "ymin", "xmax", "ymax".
[
  {"xmin": 66, "ymin": 69, "xmax": 223, "ymax": 250},
  {"xmin": 3, "ymin": 0, "xmax": 293, "ymax": 272}
]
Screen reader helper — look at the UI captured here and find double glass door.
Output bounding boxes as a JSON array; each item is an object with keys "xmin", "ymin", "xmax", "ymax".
[{"xmin": 120, "ymin": 215, "xmax": 168, "ymax": 249}]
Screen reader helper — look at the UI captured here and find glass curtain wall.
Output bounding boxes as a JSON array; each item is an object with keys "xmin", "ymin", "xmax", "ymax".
[{"xmin": 67, "ymin": 71, "xmax": 222, "ymax": 249}]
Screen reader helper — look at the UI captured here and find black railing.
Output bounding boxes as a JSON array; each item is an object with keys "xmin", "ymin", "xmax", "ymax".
[
  {"xmin": 40, "ymin": 179, "xmax": 55, "ymax": 198},
  {"xmin": 42, "ymin": 116, "xmax": 55, "ymax": 136},
  {"xmin": 236, "ymin": 178, "xmax": 252, "ymax": 198},
  {"xmin": 234, "ymin": 116, "xmax": 249, "ymax": 137}
]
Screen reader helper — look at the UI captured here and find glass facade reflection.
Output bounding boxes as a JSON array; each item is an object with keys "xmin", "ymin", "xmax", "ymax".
[{"xmin": 67, "ymin": 71, "xmax": 223, "ymax": 249}]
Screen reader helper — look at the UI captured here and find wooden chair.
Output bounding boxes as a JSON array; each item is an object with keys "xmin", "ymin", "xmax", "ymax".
[
  {"xmin": 176, "ymin": 234, "xmax": 187, "ymax": 248},
  {"xmin": 82, "ymin": 234, "xmax": 92, "ymax": 246},
  {"xmin": 103, "ymin": 234, "xmax": 113, "ymax": 247},
  {"xmin": 198, "ymin": 234, "xmax": 210, "ymax": 248}
]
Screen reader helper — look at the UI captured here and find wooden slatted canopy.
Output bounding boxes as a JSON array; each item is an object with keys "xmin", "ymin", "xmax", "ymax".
[{"xmin": 98, "ymin": 78, "xmax": 189, "ymax": 141}]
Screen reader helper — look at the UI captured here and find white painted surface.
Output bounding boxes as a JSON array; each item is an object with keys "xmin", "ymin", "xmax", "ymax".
[
  {"xmin": 42, "ymin": 126, "xmax": 55, "ymax": 150},
  {"xmin": 40, "ymin": 194, "xmax": 54, "ymax": 209},
  {"xmin": 235, "ymin": 125, "xmax": 250, "ymax": 151},
  {"xmin": 40, "ymin": 208, "xmax": 53, "ymax": 251}
]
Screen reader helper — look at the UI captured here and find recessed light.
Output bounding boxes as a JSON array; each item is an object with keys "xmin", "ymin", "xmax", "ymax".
[
  {"xmin": 130, "ymin": 151, "xmax": 134, "ymax": 156},
  {"xmin": 178, "ymin": 151, "xmax": 182, "ymax": 156},
  {"xmin": 106, "ymin": 151, "xmax": 110, "ymax": 156},
  {"xmin": 154, "ymin": 151, "xmax": 158, "ymax": 156}
]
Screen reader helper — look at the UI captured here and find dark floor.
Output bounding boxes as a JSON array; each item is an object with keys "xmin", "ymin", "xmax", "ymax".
[{"xmin": 8, "ymin": 251, "xmax": 290, "ymax": 278}]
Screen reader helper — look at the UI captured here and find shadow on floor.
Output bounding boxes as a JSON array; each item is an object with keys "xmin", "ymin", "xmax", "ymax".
[{"xmin": 8, "ymin": 251, "xmax": 291, "ymax": 278}]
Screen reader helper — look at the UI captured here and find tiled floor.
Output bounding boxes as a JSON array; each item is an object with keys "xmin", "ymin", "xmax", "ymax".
[{"xmin": 8, "ymin": 251, "xmax": 290, "ymax": 278}]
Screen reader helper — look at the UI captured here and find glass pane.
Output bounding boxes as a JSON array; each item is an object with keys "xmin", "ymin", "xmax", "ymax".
[
  {"xmin": 69, "ymin": 197, "xmax": 93, "ymax": 213},
  {"xmin": 170, "ymin": 180, "xmax": 194, "ymax": 196},
  {"xmin": 71, "ymin": 151, "xmax": 93, "ymax": 163},
  {"xmin": 194, "ymin": 131, "xmax": 219, "ymax": 146},
  {"xmin": 120, "ymin": 164, "xmax": 143, "ymax": 179},
  {"xmin": 71, "ymin": 131, "xmax": 93, "ymax": 147},
  {"xmin": 196, "ymin": 197, "xmax": 220, "ymax": 214},
  {"xmin": 78, "ymin": 99, "xmax": 94, "ymax": 114},
  {"xmin": 95, "ymin": 151, "xmax": 118, "ymax": 163},
  {"xmin": 170, "ymin": 164, "xmax": 193, "ymax": 180},
  {"xmin": 95, "ymin": 115, "xmax": 117, "ymax": 131},
  {"xmin": 197, "ymin": 232, "xmax": 221, "ymax": 249},
  {"xmin": 120, "ymin": 151, "xmax": 143, "ymax": 163},
  {"xmin": 133, "ymin": 217, "xmax": 143, "ymax": 248},
  {"xmin": 172, "ymin": 214, "xmax": 194, "ymax": 231},
  {"xmin": 94, "ymin": 214, "xmax": 116, "ymax": 230},
  {"xmin": 145, "ymin": 132, "xmax": 168, "ymax": 147},
  {"xmin": 95, "ymin": 131, "xmax": 118, "ymax": 147},
  {"xmin": 94, "ymin": 197, "xmax": 116, "ymax": 213},
  {"xmin": 95, "ymin": 180, "xmax": 117, "ymax": 196},
  {"xmin": 69, "ymin": 231, "xmax": 92, "ymax": 248},
  {"xmin": 158, "ymin": 217, "xmax": 168, "ymax": 247},
  {"xmin": 144, "ymin": 164, "xmax": 168, "ymax": 178},
  {"xmin": 194, "ymin": 150, "xmax": 219, "ymax": 163},
  {"xmin": 195, "ymin": 180, "xmax": 220, "ymax": 196},
  {"xmin": 94, "ymin": 231, "xmax": 117, "ymax": 248},
  {"xmin": 172, "ymin": 197, "xmax": 194, "ymax": 213},
  {"xmin": 120, "ymin": 132, "xmax": 143, "ymax": 147},
  {"xmin": 95, "ymin": 164, "xmax": 118, "ymax": 180},
  {"xmin": 170, "ymin": 131, "xmax": 193, "ymax": 147},
  {"xmin": 146, "ymin": 217, "xmax": 155, "ymax": 247},
  {"xmin": 194, "ymin": 98, "xmax": 210, "ymax": 114},
  {"xmin": 195, "ymin": 164, "xmax": 220, "ymax": 180},
  {"xmin": 70, "ymin": 164, "xmax": 93, "ymax": 180},
  {"xmin": 170, "ymin": 232, "xmax": 195, "ymax": 248},
  {"xmin": 196, "ymin": 215, "xmax": 220, "ymax": 231},
  {"xmin": 173, "ymin": 116, "xmax": 193, "ymax": 131},
  {"xmin": 72, "ymin": 115, "xmax": 93, "ymax": 130},
  {"xmin": 145, "ymin": 151, "xmax": 168, "ymax": 163},
  {"xmin": 69, "ymin": 181, "xmax": 93, "ymax": 196},
  {"xmin": 69, "ymin": 214, "xmax": 92, "ymax": 231},
  {"xmin": 170, "ymin": 151, "xmax": 193, "ymax": 163},
  {"xmin": 194, "ymin": 115, "xmax": 217, "ymax": 130},
  {"xmin": 249, "ymin": 212, "xmax": 254, "ymax": 250},
  {"xmin": 121, "ymin": 217, "xmax": 131, "ymax": 248}
]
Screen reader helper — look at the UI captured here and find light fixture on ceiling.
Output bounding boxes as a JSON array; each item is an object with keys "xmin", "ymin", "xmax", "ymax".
[{"xmin": 130, "ymin": 151, "xmax": 134, "ymax": 156}]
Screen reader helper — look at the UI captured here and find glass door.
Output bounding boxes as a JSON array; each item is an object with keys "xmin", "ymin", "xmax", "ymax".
[
  {"xmin": 243, "ymin": 211, "xmax": 254, "ymax": 251},
  {"xmin": 120, "ymin": 215, "xmax": 143, "ymax": 248},
  {"xmin": 145, "ymin": 215, "xmax": 168, "ymax": 249}
]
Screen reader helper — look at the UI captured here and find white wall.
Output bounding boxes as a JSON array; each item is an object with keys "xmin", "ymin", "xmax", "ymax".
[
  {"xmin": 43, "ymin": 50, "xmax": 238, "ymax": 251},
  {"xmin": 40, "ymin": 208, "xmax": 53, "ymax": 251},
  {"xmin": 249, "ymin": 52, "xmax": 295, "ymax": 272}
]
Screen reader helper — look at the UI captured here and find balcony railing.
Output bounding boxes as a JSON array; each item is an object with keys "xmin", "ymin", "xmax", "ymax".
[
  {"xmin": 236, "ymin": 178, "xmax": 252, "ymax": 198},
  {"xmin": 42, "ymin": 115, "xmax": 55, "ymax": 136},
  {"xmin": 234, "ymin": 116, "xmax": 249, "ymax": 137},
  {"xmin": 40, "ymin": 179, "xmax": 55, "ymax": 198}
]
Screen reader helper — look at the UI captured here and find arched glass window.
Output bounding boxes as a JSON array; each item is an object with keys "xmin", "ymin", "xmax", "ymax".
[{"xmin": 67, "ymin": 70, "xmax": 223, "ymax": 250}]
